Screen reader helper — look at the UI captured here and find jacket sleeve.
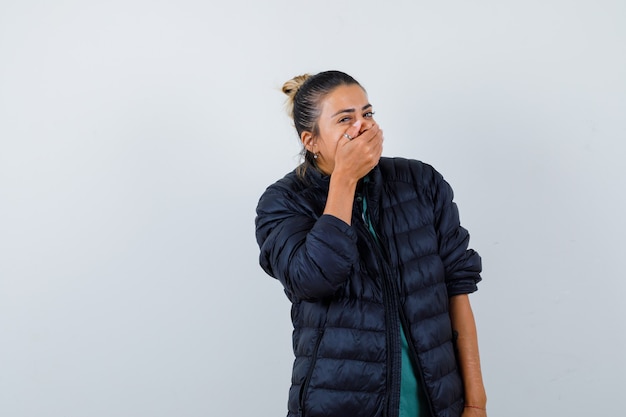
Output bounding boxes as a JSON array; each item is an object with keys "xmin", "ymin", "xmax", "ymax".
[
  {"xmin": 432, "ymin": 170, "xmax": 482, "ymax": 296},
  {"xmin": 255, "ymin": 188, "xmax": 358, "ymax": 301}
]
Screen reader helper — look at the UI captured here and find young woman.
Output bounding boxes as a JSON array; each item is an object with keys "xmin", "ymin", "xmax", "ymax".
[{"xmin": 255, "ymin": 70, "xmax": 487, "ymax": 417}]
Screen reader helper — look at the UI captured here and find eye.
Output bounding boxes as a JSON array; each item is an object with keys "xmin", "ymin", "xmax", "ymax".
[
  {"xmin": 338, "ymin": 116, "xmax": 352, "ymax": 123},
  {"xmin": 364, "ymin": 111, "xmax": 376, "ymax": 118}
]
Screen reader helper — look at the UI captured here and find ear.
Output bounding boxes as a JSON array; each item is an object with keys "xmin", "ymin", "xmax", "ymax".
[{"xmin": 301, "ymin": 131, "xmax": 315, "ymax": 153}]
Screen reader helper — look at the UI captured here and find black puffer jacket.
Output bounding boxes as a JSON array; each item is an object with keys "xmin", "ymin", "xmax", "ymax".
[{"xmin": 255, "ymin": 157, "xmax": 482, "ymax": 417}]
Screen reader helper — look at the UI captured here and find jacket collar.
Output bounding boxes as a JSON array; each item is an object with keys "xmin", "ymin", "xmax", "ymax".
[
  {"xmin": 302, "ymin": 162, "xmax": 383, "ymax": 192},
  {"xmin": 302, "ymin": 162, "xmax": 384, "ymax": 223}
]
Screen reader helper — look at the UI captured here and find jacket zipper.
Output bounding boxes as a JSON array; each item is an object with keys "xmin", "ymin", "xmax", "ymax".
[
  {"xmin": 298, "ymin": 327, "xmax": 325, "ymax": 417},
  {"xmin": 360, "ymin": 183, "xmax": 437, "ymax": 417},
  {"xmin": 357, "ymin": 188, "xmax": 401, "ymax": 417},
  {"xmin": 368, "ymin": 187, "xmax": 437, "ymax": 416},
  {"xmin": 380, "ymin": 262, "xmax": 401, "ymax": 417}
]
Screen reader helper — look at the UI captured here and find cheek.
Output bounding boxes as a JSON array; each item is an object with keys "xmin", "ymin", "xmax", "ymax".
[{"xmin": 318, "ymin": 126, "xmax": 342, "ymax": 147}]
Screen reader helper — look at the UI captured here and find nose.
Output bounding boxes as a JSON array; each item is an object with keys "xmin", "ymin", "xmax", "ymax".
[{"xmin": 358, "ymin": 117, "xmax": 375, "ymax": 133}]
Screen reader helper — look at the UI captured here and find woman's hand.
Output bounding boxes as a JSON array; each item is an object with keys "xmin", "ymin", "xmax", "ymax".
[
  {"xmin": 332, "ymin": 120, "xmax": 384, "ymax": 182},
  {"xmin": 321, "ymin": 120, "xmax": 383, "ymax": 224}
]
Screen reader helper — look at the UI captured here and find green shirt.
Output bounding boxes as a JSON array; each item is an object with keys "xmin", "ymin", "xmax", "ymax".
[{"xmin": 399, "ymin": 325, "xmax": 431, "ymax": 417}]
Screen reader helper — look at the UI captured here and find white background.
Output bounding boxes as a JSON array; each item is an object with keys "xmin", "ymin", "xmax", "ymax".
[{"xmin": 1, "ymin": 1, "xmax": 624, "ymax": 416}]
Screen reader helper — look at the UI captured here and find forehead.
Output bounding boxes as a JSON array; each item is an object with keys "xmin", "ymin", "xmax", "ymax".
[{"xmin": 320, "ymin": 84, "xmax": 369, "ymax": 115}]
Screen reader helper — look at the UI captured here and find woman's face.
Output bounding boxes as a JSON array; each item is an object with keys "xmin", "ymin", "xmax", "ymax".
[{"xmin": 303, "ymin": 84, "xmax": 376, "ymax": 175}]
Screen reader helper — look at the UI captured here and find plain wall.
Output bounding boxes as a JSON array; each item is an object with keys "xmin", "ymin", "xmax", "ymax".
[{"xmin": 1, "ymin": 1, "xmax": 624, "ymax": 416}]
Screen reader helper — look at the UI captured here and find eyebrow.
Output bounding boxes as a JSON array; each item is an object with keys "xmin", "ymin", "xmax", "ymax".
[{"xmin": 331, "ymin": 103, "xmax": 373, "ymax": 118}]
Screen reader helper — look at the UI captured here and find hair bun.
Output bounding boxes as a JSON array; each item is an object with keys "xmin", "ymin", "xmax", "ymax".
[
  {"xmin": 282, "ymin": 74, "xmax": 310, "ymax": 118},
  {"xmin": 282, "ymin": 74, "xmax": 310, "ymax": 98}
]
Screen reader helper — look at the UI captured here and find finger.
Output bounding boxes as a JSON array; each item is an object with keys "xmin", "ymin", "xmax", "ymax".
[
  {"xmin": 343, "ymin": 120, "xmax": 362, "ymax": 140},
  {"xmin": 361, "ymin": 123, "xmax": 381, "ymax": 143}
]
